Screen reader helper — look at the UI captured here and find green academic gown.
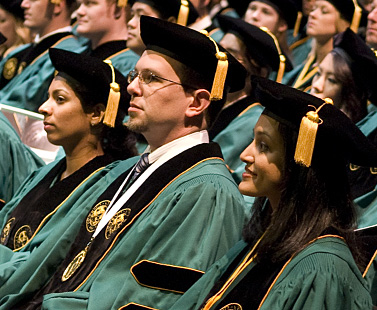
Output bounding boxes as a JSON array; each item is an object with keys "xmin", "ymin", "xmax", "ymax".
[
  {"xmin": 5, "ymin": 143, "xmax": 247, "ymax": 310},
  {"xmin": 0, "ymin": 112, "xmax": 45, "ymax": 205},
  {"xmin": 0, "ymin": 157, "xmax": 138, "ymax": 300},
  {"xmin": 169, "ymin": 236, "xmax": 372, "ymax": 310},
  {"xmin": 0, "ymin": 33, "xmax": 87, "ymax": 112}
]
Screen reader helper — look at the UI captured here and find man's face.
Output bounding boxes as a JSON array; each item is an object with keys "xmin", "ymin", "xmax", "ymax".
[
  {"xmin": 76, "ymin": 0, "xmax": 115, "ymax": 43},
  {"xmin": 126, "ymin": 50, "xmax": 193, "ymax": 149},
  {"xmin": 367, "ymin": 0, "xmax": 377, "ymax": 49},
  {"xmin": 127, "ymin": 2, "xmax": 161, "ymax": 55},
  {"xmin": 21, "ymin": 0, "xmax": 52, "ymax": 35}
]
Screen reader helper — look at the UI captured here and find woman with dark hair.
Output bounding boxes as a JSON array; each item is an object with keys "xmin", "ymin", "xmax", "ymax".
[
  {"xmin": 169, "ymin": 76, "xmax": 377, "ymax": 310},
  {"xmin": 310, "ymin": 28, "xmax": 374, "ymax": 124},
  {"xmin": 0, "ymin": 48, "xmax": 138, "ymax": 288}
]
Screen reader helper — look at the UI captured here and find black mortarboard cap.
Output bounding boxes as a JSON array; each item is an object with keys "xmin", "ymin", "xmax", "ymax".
[
  {"xmin": 129, "ymin": 0, "xmax": 198, "ymax": 26},
  {"xmin": 0, "ymin": 33, "xmax": 6, "ymax": 45},
  {"xmin": 227, "ymin": 0, "xmax": 250, "ymax": 18},
  {"xmin": 250, "ymin": 0, "xmax": 299, "ymax": 29},
  {"xmin": 251, "ymin": 75, "xmax": 377, "ymax": 168},
  {"xmin": 49, "ymin": 48, "xmax": 129, "ymax": 127},
  {"xmin": 217, "ymin": 15, "xmax": 293, "ymax": 76},
  {"xmin": 0, "ymin": 0, "xmax": 24, "ymax": 20},
  {"xmin": 333, "ymin": 28, "xmax": 377, "ymax": 103},
  {"xmin": 140, "ymin": 15, "xmax": 247, "ymax": 99},
  {"xmin": 326, "ymin": 0, "xmax": 367, "ymax": 31}
]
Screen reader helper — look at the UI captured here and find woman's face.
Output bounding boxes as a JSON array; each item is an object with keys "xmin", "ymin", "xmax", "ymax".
[
  {"xmin": 239, "ymin": 114, "xmax": 285, "ymax": 208},
  {"xmin": 0, "ymin": 7, "xmax": 18, "ymax": 48},
  {"xmin": 306, "ymin": 1, "xmax": 341, "ymax": 39},
  {"xmin": 310, "ymin": 53, "xmax": 343, "ymax": 106},
  {"xmin": 38, "ymin": 76, "xmax": 94, "ymax": 149}
]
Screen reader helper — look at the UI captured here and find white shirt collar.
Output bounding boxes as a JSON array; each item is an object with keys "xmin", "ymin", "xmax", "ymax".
[
  {"xmin": 34, "ymin": 26, "xmax": 73, "ymax": 44},
  {"xmin": 144, "ymin": 130, "xmax": 209, "ymax": 165}
]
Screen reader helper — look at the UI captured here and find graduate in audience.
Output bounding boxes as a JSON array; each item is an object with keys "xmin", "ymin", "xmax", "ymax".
[{"xmin": 170, "ymin": 75, "xmax": 377, "ymax": 310}]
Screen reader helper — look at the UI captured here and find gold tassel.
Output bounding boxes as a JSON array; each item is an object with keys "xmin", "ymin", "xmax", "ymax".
[
  {"xmin": 200, "ymin": 31, "xmax": 229, "ymax": 101},
  {"xmin": 350, "ymin": 0, "xmax": 362, "ymax": 33},
  {"xmin": 50, "ymin": 0, "xmax": 61, "ymax": 4},
  {"xmin": 293, "ymin": 12, "xmax": 303, "ymax": 38},
  {"xmin": 177, "ymin": 0, "xmax": 189, "ymax": 26},
  {"xmin": 103, "ymin": 60, "xmax": 121, "ymax": 128},
  {"xmin": 294, "ymin": 101, "xmax": 331, "ymax": 167},
  {"xmin": 117, "ymin": 0, "xmax": 128, "ymax": 7},
  {"xmin": 260, "ymin": 27, "xmax": 286, "ymax": 83}
]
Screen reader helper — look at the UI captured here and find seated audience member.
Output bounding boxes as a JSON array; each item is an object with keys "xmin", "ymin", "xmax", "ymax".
[
  {"xmin": 243, "ymin": 0, "xmax": 299, "ymax": 66},
  {"xmin": 209, "ymin": 15, "xmax": 293, "ymax": 185},
  {"xmin": 0, "ymin": 0, "xmax": 86, "ymax": 112},
  {"xmin": 170, "ymin": 75, "xmax": 377, "ymax": 310},
  {"xmin": 283, "ymin": 0, "xmax": 362, "ymax": 92},
  {"xmin": 75, "ymin": 0, "xmax": 139, "ymax": 76},
  {"xmin": 0, "ymin": 0, "xmax": 31, "ymax": 60},
  {"xmin": 0, "ymin": 16, "xmax": 248, "ymax": 310},
  {"xmin": 127, "ymin": 0, "xmax": 198, "ymax": 56},
  {"xmin": 0, "ymin": 48, "xmax": 137, "ymax": 294}
]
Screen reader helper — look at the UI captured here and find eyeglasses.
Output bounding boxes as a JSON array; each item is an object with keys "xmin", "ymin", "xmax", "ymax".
[{"xmin": 127, "ymin": 69, "xmax": 195, "ymax": 89}]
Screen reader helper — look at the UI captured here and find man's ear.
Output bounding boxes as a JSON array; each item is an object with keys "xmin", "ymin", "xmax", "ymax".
[
  {"xmin": 114, "ymin": 4, "xmax": 124, "ymax": 19},
  {"xmin": 185, "ymin": 89, "xmax": 211, "ymax": 118},
  {"xmin": 90, "ymin": 103, "xmax": 106, "ymax": 126},
  {"xmin": 53, "ymin": 0, "xmax": 65, "ymax": 14}
]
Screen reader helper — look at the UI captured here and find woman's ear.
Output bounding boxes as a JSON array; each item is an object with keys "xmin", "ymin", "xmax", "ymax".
[
  {"xmin": 185, "ymin": 89, "xmax": 211, "ymax": 118},
  {"xmin": 90, "ymin": 103, "xmax": 106, "ymax": 126}
]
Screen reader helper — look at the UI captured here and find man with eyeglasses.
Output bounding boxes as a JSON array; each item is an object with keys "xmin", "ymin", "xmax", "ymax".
[{"xmin": 4, "ymin": 16, "xmax": 248, "ymax": 310}]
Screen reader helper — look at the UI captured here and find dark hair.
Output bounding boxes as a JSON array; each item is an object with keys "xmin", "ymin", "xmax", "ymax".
[
  {"xmin": 243, "ymin": 120, "xmax": 364, "ymax": 268},
  {"xmin": 331, "ymin": 49, "xmax": 368, "ymax": 124},
  {"xmin": 58, "ymin": 72, "xmax": 137, "ymax": 160}
]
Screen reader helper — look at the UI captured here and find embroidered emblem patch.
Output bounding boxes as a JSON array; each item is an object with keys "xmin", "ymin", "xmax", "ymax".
[
  {"xmin": 14, "ymin": 225, "xmax": 32, "ymax": 249},
  {"xmin": 86, "ymin": 200, "xmax": 110, "ymax": 232},
  {"xmin": 3, "ymin": 58, "xmax": 18, "ymax": 80},
  {"xmin": 105, "ymin": 208, "xmax": 131, "ymax": 239},
  {"xmin": 0, "ymin": 217, "xmax": 15, "ymax": 244},
  {"xmin": 220, "ymin": 303, "xmax": 243, "ymax": 310}
]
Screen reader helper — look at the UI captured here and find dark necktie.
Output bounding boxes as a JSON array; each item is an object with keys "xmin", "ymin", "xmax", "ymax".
[{"xmin": 129, "ymin": 153, "xmax": 150, "ymax": 184}]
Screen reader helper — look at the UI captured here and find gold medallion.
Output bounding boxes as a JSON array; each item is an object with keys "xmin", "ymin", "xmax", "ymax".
[
  {"xmin": 220, "ymin": 303, "xmax": 243, "ymax": 310},
  {"xmin": 14, "ymin": 225, "xmax": 32, "ymax": 249},
  {"xmin": 3, "ymin": 58, "xmax": 18, "ymax": 80},
  {"xmin": 86, "ymin": 200, "xmax": 110, "ymax": 232},
  {"xmin": 105, "ymin": 208, "xmax": 131, "ymax": 239},
  {"xmin": 371, "ymin": 167, "xmax": 377, "ymax": 175},
  {"xmin": 0, "ymin": 217, "xmax": 15, "ymax": 244},
  {"xmin": 61, "ymin": 248, "xmax": 88, "ymax": 282},
  {"xmin": 17, "ymin": 61, "xmax": 27, "ymax": 75}
]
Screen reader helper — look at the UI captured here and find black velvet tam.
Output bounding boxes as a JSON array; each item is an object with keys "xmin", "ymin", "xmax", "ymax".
[
  {"xmin": 0, "ymin": 0, "xmax": 24, "ymax": 20},
  {"xmin": 251, "ymin": 75, "xmax": 377, "ymax": 167}
]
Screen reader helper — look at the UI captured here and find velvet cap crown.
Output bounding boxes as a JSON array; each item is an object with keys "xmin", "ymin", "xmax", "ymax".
[
  {"xmin": 140, "ymin": 15, "xmax": 247, "ymax": 94},
  {"xmin": 251, "ymin": 75, "xmax": 377, "ymax": 167},
  {"xmin": 333, "ymin": 28, "xmax": 377, "ymax": 103},
  {"xmin": 217, "ymin": 15, "xmax": 293, "ymax": 72},
  {"xmin": 49, "ymin": 48, "xmax": 129, "ymax": 113}
]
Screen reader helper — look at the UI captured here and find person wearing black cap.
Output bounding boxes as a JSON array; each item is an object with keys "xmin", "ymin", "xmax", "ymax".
[
  {"xmin": 243, "ymin": 0, "xmax": 299, "ymax": 66},
  {"xmin": 0, "ymin": 0, "xmax": 31, "ymax": 60},
  {"xmin": 0, "ymin": 48, "xmax": 138, "ymax": 308},
  {"xmin": 283, "ymin": 0, "xmax": 363, "ymax": 92},
  {"xmin": 366, "ymin": 0, "xmax": 377, "ymax": 49},
  {"xmin": 127, "ymin": 0, "xmax": 199, "ymax": 56},
  {"xmin": 0, "ymin": 0, "xmax": 87, "ymax": 112},
  {"xmin": 1, "ymin": 16, "xmax": 248, "ymax": 310},
  {"xmin": 74, "ymin": 0, "xmax": 139, "ymax": 77},
  {"xmin": 209, "ymin": 15, "xmax": 293, "ymax": 186},
  {"xmin": 169, "ymin": 76, "xmax": 376, "ymax": 310}
]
